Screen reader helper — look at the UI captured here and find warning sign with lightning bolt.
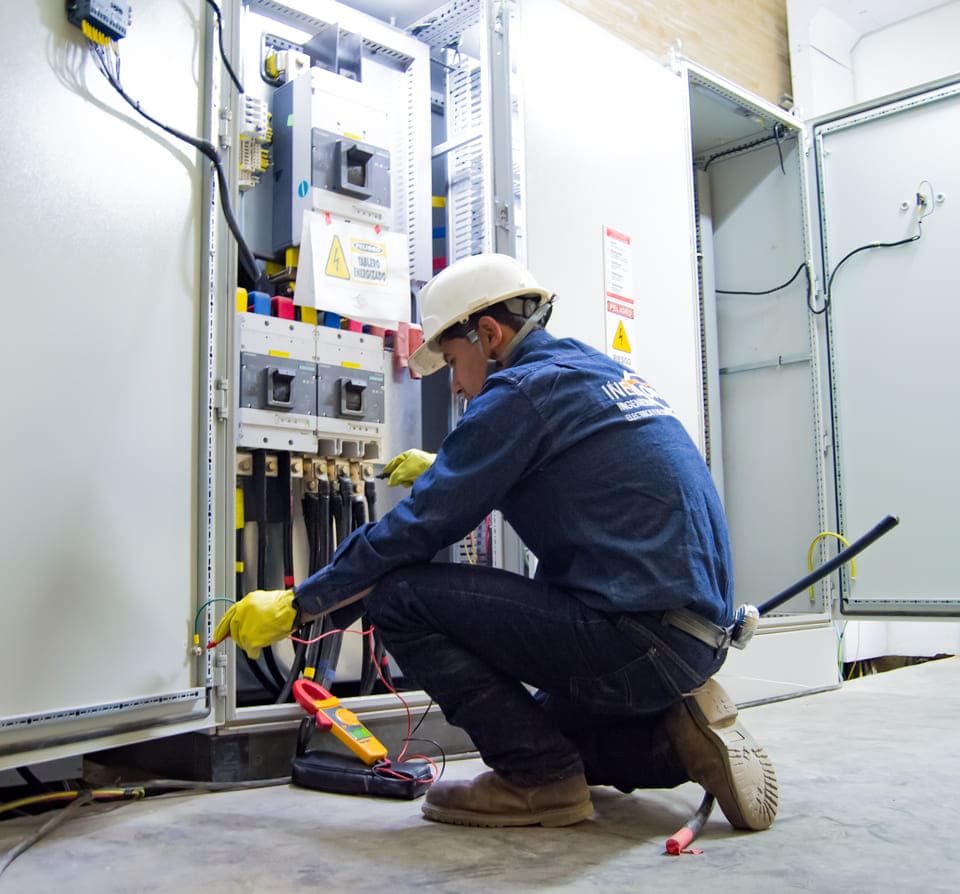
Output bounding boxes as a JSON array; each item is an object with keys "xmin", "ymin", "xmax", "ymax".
[
  {"xmin": 602, "ymin": 225, "xmax": 636, "ymax": 369},
  {"xmin": 325, "ymin": 236, "xmax": 350, "ymax": 280},
  {"xmin": 612, "ymin": 320, "xmax": 631, "ymax": 353}
]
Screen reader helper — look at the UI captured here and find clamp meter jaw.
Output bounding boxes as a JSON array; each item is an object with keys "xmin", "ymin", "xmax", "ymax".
[{"xmin": 292, "ymin": 678, "xmax": 388, "ymax": 765}]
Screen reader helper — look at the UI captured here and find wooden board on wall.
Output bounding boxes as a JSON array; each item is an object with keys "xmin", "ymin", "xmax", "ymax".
[{"xmin": 563, "ymin": 0, "xmax": 792, "ymax": 107}]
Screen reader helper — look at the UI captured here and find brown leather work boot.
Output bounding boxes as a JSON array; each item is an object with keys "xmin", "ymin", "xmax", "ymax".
[
  {"xmin": 664, "ymin": 678, "xmax": 778, "ymax": 831},
  {"xmin": 422, "ymin": 771, "xmax": 594, "ymax": 828}
]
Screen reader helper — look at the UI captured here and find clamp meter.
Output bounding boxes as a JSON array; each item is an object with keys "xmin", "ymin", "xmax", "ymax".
[{"xmin": 292, "ymin": 678, "xmax": 388, "ymax": 765}]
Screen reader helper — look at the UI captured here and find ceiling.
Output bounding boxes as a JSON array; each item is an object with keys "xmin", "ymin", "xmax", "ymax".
[{"xmin": 817, "ymin": 0, "xmax": 951, "ymax": 36}]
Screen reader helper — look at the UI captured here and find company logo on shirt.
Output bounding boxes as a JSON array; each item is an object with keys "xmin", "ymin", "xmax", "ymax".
[{"xmin": 601, "ymin": 369, "xmax": 676, "ymax": 422}]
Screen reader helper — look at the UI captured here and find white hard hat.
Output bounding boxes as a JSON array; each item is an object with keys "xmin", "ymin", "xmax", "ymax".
[{"xmin": 409, "ymin": 253, "xmax": 552, "ymax": 376}]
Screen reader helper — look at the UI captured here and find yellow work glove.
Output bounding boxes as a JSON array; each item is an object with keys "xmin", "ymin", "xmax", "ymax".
[
  {"xmin": 381, "ymin": 448, "xmax": 436, "ymax": 487},
  {"xmin": 213, "ymin": 588, "xmax": 297, "ymax": 659}
]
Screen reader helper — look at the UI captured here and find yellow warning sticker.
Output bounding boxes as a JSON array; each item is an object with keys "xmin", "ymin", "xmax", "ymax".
[
  {"xmin": 325, "ymin": 236, "xmax": 350, "ymax": 280},
  {"xmin": 613, "ymin": 320, "xmax": 632, "ymax": 353},
  {"xmin": 349, "ymin": 238, "xmax": 388, "ymax": 286}
]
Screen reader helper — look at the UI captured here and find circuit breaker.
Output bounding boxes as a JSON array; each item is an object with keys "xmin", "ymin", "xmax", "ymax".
[
  {"xmin": 273, "ymin": 66, "xmax": 393, "ymax": 252},
  {"xmin": 236, "ymin": 312, "xmax": 387, "ymax": 459},
  {"xmin": 237, "ymin": 314, "xmax": 318, "ymax": 452},
  {"xmin": 315, "ymin": 326, "xmax": 386, "ymax": 460}
]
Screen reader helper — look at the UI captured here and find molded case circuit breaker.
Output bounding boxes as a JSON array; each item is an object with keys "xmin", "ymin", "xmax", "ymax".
[
  {"xmin": 273, "ymin": 66, "xmax": 394, "ymax": 252},
  {"xmin": 272, "ymin": 63, "xmax": 411, "ymax": 329},
  {"xmin": 236, "ymin": 313, "xmax": 386, "ymax": 459}
]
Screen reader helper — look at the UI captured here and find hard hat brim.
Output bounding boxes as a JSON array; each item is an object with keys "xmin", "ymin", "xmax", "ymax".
[{"xmin": 408, "ymin": 340, "xmax": 446, "ymax": 377}]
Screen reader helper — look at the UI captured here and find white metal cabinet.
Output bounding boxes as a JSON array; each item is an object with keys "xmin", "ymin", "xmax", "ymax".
[{"xmin": 0, "ymin": 1, "xmax": 216, "ymax": 768}]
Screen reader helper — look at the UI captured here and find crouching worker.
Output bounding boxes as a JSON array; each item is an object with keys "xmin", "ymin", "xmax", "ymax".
[{"xmin": 214, "ymin": 253, "xmax": 778, "ymax": 830}]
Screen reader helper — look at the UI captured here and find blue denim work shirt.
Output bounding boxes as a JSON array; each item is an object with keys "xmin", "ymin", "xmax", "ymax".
[{"xmin": 294, "ymin": 329, "xmax": 733, "ymax": 627}]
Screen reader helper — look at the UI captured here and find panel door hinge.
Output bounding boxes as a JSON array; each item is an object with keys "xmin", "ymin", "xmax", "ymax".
[
  {"xmin": 214, "ymin": 378, "xmax": 230, "ymax": 421},
  {"xmin": 213, "ymin": 651, "xmax": 228, "ymax": 698},
  {"xmin": 219, "ymin": 108, "xmax": 233, "ymax": 150},
  {"xmin": 494, "ymin": 200, "xmax": 513, "ymax": 231}
]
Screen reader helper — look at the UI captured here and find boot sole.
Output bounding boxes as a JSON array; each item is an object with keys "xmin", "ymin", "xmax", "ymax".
[
  {"xmin": 422, "ymin": 800, "xmax": 594, "ymax": 828},
  {"xmin": 671, "ymin": 679, "xmax": 778, "ymax": 831}
]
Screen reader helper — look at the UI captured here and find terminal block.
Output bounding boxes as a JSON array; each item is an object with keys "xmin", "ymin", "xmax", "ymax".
[
  {"xmin": 239, "ymin": 96, "xmax": 272, "ymax": 192},
  {"xmin": 67, "ymin": 0, "xmax": 132, "ymax": 43}
]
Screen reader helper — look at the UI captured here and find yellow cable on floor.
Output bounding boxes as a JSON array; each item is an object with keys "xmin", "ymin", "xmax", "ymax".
[{"xmin": 0, "ymin": 788, "xmax": 144, "ymax": 818}]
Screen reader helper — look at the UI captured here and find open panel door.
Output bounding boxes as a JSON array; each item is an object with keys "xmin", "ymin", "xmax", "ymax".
[
  {"xmin": 515, "ymin": 0, "xmax": 703, "ymax": 435},
  {"xmin": 814, "ymin": 81, "xmax": 960, "ymax": 618},
  {"xmin": 514, "ymin": 2, "xmax": 843, "ymax": 703},
  {"xmin": 0, "ymin": 1, "xmax": 216, "ymax": 769}
]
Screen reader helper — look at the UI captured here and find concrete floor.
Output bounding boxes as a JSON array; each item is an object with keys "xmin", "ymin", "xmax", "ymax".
[{"xmin": 2, "ymin": 657, "xmax": 957, "ymax": 893}]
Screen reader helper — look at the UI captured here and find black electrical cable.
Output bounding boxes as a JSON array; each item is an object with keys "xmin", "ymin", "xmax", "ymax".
[
  {"xmin": 353, "ymin": 491, "xmax": 381, "ymax": 684},
  {"xmin": 275, "ymin": 640, "xmax": 305, "ymax": 704},
  {"xmin": 408, "ymin": 700, "xmax": 436, "ymax": 738},
  {"xmin": 204, "ymin": 0, "xmax": 244, "ymax": 95},
  {"xmin": 809, "ymin": 222, "xmax": 923, "ymax": 316},
  {"xmin": 351, "ymin": 497, "xmax": 367, "ymax": 531},
  {"xmin": 88, "ymin": 42, "xmax": 266, "ymax": 292},
  {"xmin": 320, "ymin": 473, "xmax": 353, "ymax": 690},
  {"xmin": 773, "ymin": 123, "xmax": 786, "ymax": 175},
  {"xmin": 716, "ymin": 261, "xmax": 809, "ymax": 296},
  {"xmin": 359, "ymin": 479, "xmax": 386, "ymax": 696},
  {"xmin": 702, "ymin": 130, "xmax": 791, "ymax": 171},
  {"xmin": 274, "ymin": 455, "xmax": 303, "ymax": 703},
  {"xmin": 337, "ymin": 472, "xmax": 354, "ymax": 546},
  {"xmin": 402, "ymin": 739, "xmax": 447, "ymax": 779},
  {"xmin": 0, "ymin": 792, "xmax": 93, "ymax": 878},
  {"xmin": 236, "ymin": 479, "xmax": 281, "ymax": 697},
  {"xmin": 0, "ymin": 776, "xmax": 291, "ymax": 878},
  {"xmin": 304, "ymin": 477, "xmax": 331, "ymax": 680},
  {"xmin": 251, "ymin": 454, "xmax": 287, "ymax": 693},
  {"xmin": 253, "ymin": 526, "xmax": 282, "ymax": 696},
  {"xmin": 279, "ymin": 490, "xmax": 320, "ymax": 703},
  {"xmin": 240, "ymin": 451, "xmax": 280, "ymax": 697},
  {"xmin": 262, "ymin": 641, "xmax": 288, "ymax": 692},
  {"xmin": 317, "ymin": 484, "xmax": 343, "ymax": 690}
]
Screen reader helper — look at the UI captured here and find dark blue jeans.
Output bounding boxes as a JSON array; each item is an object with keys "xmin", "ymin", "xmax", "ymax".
[{"xmin": 363, "ymin": 563, "xmax": 726, "ymax": 789}]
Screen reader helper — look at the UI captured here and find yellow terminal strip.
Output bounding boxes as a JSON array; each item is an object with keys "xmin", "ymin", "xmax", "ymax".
[
  {"xmin": 81, "ymin": 20, "xmax": 111, "ymax": 45},
  {"xmin": 236, "ymin": 287, "xmax": 248, "ymax": 313}
]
